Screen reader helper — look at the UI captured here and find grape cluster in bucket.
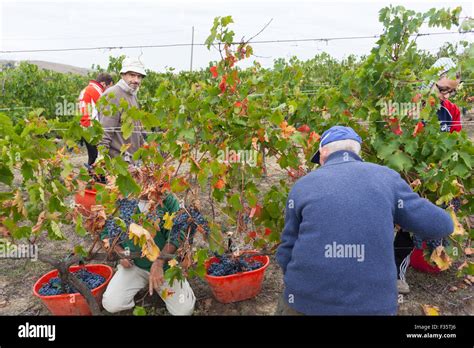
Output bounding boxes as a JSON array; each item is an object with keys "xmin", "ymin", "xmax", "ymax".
[
  {"xmin": 207, "ymin": 254, "xmax": 264, "ymax": 277},
  {"xmin": 38, "ymin": 269, "xmax": 105, "ymax": 296}
]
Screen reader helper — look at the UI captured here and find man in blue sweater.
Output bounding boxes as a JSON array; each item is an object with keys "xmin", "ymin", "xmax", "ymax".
[{"xmin": 275, "ymin": 126, "xmax": 454, "ymax": 315}]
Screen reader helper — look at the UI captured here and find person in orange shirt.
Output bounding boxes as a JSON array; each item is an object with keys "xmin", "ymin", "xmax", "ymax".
[{"xmin": 78, "ymin": 73, "xmax": 114, "ymax": 165}]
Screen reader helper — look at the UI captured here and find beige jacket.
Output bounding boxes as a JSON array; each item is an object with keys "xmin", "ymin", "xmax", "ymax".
[{"xmin": 98, "ymin": 79, "xmax": 145, "ymax": 163}]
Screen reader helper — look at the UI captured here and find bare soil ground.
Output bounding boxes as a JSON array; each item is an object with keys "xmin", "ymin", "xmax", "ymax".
[{"xmin": 0, "ymin": 138, "xmax": 472, "ymax": 316}]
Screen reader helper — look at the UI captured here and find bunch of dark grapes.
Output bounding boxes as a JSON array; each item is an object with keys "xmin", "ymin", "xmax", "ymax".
[
  {"xmin": 207, "ymin": 254, "xmax": 263, "ymax": 277},
  {"xmin": 104, "ymin": 199, "xmax": 138, "ymax": 242},
  {"xmin": 38, "ymin": 269, "xmax": 106, "ymax": 296},
  {"xmin": 84, "ymin": 164, "xmax": 107, "ymax": 184},
  {"xmin": 440, "ymin": 197, "xmax": 462, "ymax": 212},
  {"xmin": 450, "ymin": 198, "xmax": 461, "ymax": 212},
  {"xmin": 412, "ymin": 235, "xmax": 449, "ymax": 251},
  {"xmin": 426, "ymin": 238, "xmax": 450, "ymax": 251},
  {"xmin": 412, "ymin": 234, "xmax": 424, "ymax": 249},
  {"xmin": 171, "ymin": 206, "xmax": 210, "ymax": 244},
  {"xmin": 146, "ymin": 209, "xmax": 163, "ymax": 224}
]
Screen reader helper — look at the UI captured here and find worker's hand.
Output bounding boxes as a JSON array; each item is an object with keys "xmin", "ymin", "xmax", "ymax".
[
  {"xmin": 149, "ymin": 260, "xmax": 165, "ymax": 295},
  {"xmin": 120, "ymin": 259, "xmax": 134, "ymax": 268}
]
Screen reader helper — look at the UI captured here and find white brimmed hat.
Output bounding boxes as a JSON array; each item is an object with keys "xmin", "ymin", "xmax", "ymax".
[{"xmin": 120, "ymin": 57, "xmax": 147, "ymax": 76}]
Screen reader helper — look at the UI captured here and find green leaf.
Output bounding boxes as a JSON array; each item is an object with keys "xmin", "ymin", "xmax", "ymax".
[
  {"xmin": 245, "ymin": 191, "xmax": 257, "ymax": 207},
  {"xmin": 171, "ymin": 178, "xmax": 188, "ymax": 193},
  {"xmin": 112, "ymin": 156, "xmax": 130, "ymax": 176},
  {"xmin": 12, "ymin": 226, "xmax": 31, "ymax": 240},
  {"xmin": 269, "ymin": 112, "xmax": 284, "ymax": 125},
  {"xmin": 456, "ymin": 261, "xmax": 474, "ymax": 277},
  {"xmin": 386, "ymin": 151, "xmax": 413, "ymax": 171},
  {"xmin": 458, "ymin": 152, "xmax": 472, "ymax": 169},
  {"xmin": 116, "ymin": 174, "xmax": 140, "ymax": 196},
  {"xmin": 0, "ymin": 165, "xmax": 13, "ymax": 186},
  {"xmin": 50, "ymin": 221, "xmax": 66, "ymax": 240},
  {"xmin": 133, "ymin": 306, "xmax": 147, "ymax": 316},
  {"xmin": 277, "ymin": 155, "xmax": 288, "ymax": 168},
  {"xmin": 75, "ymin": 214, "xmax": 87, "ymax": 237},
  {"xmin": 21, "ymin": 162, "xmax": 34, "ymax": 181},
  {"xmin": 266, "ymin": 202, "xmax": 281, "ymax": 219},
  {"xmin": 74, "ymin": 245, "xmax": 88, "ymax": 257},
  {"xmin": 220, "ymin": 16, "xmax": 234, "ymax": 26},
  {"xmin": 229, "ymin": 193, "xmax": 243, "ymax": 211},
  {"xmin": 376, "ymin": 141, "xmax": 399, "ymax": 160},
  {"xmin": 208, "ymin": 223, "xmax": 225, "ymax": 255},
  {"xmin": 48, "ymin": 196, "xmax": 66, "ymax": 213},
  {"xmin": 290, "ymin": 132, "xmax": 306, "ymax": 146},
  {"xmin": 121, "ymin": 118, "xmax": 134, "ymax": 140},
  {"xmin": 179, "ymin": 128, "xmax": 195, "ymax": 143},
  {"xmin": 60, "ymin": 161, "xmax": 73, "ymax": 179},
  {"xmin": 451, "ymin": 163, "xmax": 470, "ymax": 178},
  {"xmin": 404, "ymin": 140, "xmax": 418, "ymax": 156}
]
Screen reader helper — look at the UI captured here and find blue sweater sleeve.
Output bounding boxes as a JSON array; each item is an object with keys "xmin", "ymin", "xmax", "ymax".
[
  {"xmin": 393, "ymin": 172, "xmax": 453, "ymax": 240},
  {"xmin": 276, "ymin": 191, "xmax": 300, "ymax": 274}
]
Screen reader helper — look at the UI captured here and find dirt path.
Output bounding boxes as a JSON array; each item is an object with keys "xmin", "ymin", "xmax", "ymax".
[{"xmin": 0, "ymin": 147, "xmax": 472, "ymax": 316}]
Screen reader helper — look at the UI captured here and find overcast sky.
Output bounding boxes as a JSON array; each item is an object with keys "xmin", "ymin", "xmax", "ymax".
[{"xmin": 0, "ymin": 0, "xmax": 472, "ymax": 72}]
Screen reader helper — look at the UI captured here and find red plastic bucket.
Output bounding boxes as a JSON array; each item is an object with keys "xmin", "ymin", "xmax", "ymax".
[
  {"xmin": 410, "ymin": 243, "xmax": 441, "ymax": 274},
  {"xmin": 205, "ymin": 253, "xmax": 270, "ymax": 303},
  {"xmin": 33, "ymin": 264, "xmax": 114, "ymax": 315},
  {"xmin": 74, "ymin": 188, "xmax": 97, "ymax": 211}
]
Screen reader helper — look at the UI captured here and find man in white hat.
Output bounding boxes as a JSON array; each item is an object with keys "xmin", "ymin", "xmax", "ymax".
[{"xmin": 97, "ymin": 57, "xmax": 147, "ymax": 163}]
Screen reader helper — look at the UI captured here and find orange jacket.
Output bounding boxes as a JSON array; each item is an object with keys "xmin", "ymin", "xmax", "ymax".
[{"xmin": 78, "ymin": 80, "xmax": 105, "ymax": 127}]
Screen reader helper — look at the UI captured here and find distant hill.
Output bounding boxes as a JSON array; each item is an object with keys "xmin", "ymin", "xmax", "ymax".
[{"xmin": 0, "ymin": 60, "xmax": 91, "ymax": 76}]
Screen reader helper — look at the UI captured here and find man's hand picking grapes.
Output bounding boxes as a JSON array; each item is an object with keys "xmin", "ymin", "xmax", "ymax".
[{"xmin": 149, "ymin": 260, "xmax": 165, "ymax": 295}]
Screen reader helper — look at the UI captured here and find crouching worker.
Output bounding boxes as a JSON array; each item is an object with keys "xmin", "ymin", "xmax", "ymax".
[
  {"xmin": 100, "ymin": 194, "xmax": 196, "ymax": 315},
  {"xmin": 275, "ymin": 126, "xmax": 454, "ymax": 315}
]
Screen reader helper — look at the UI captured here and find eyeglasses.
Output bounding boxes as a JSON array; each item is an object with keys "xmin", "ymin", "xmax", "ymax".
[{"xmin": 436, "ymin": 84, "xmax": 456, "ymax": 95}]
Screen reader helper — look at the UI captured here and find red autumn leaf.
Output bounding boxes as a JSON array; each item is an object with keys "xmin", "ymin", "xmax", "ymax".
[
  {"xmin": 297, "ymin": 124, "xmax": 311, "ymax": 133},
  {"xmin": 161, "ymin": 182, "xmax": 171, "ymax": 192},
  {"xmin": 219, "ymin": 76, "xmax": 227, "ymax": 93},
  {"xmin": 234, "ymin": 101, "xmax": 242, "ymax": 108},
  {"xmin": 248, "ymin": 231, "xmax": 257, "ymax": 239},
  {"xmin": 413, "ymin": 121, "xmax": 424, "ymax": 137},
  {"xmin": 388, "ymin": 118, "xmax": 403, "ymax": 136},
  {"xmin": 179, "ymin": 177, "xmax": 189, "ymax": 188},
  {"xmin": 342, "ymin": 109, "xmax": 352, "ymax": 117},
  {"xmin": 428, "ymin": 96, "xmax": 436, "ymax": 107},
  {"xmin": 249, "ymin": 204, "xmax": 262, "ymax": 219},
  {"xmin": 214, "ymin": 179, "xmax": 225, "ymax": 190},
  {"xmin": 264, "ymin": 228, "xmax": 272, "ymax": 236},
  {"xmin": 210, "ymin": 66, "xmax": 218, "ymax": 78},
  {"xmin": 412, "ymin": 93, "xmax": 422, "ymax": 103},
  {"xmin": 393, "ymin": 127, "xmax": 403, "ymax": 136},
  {"xmin": 226, "ymin": 55, "xmax": 236, "ymax": 68},
  {"xmin": 308, "ymin": 131, "xmax": 320, "ymax": 146},
  {"xmin": 0, "ymin": 223, "xmax": 10, "ymax": 237}
]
